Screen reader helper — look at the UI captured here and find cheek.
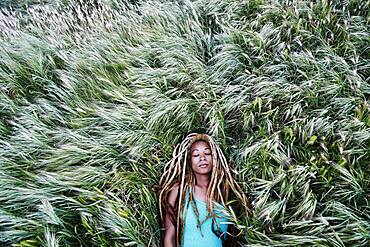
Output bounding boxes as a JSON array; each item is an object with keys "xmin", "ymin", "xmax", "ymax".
[
  {"xmin": 191, "ymin": 157, "xmax": 197, "ymax": 168},
  {"xmin": 208, "ymin": 156, "xmax": 213, "ymax": 166}
]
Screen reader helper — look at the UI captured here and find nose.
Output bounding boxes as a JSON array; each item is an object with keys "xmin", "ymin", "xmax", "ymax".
[{"xmin": 200, "ymin": 154, "xmax": 206, "ymax": 160}]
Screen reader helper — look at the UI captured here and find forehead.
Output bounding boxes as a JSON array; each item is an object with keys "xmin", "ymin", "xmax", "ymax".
[{"xmin": 190, "ymin": 141, "xmax": 210, "ymax": 151}]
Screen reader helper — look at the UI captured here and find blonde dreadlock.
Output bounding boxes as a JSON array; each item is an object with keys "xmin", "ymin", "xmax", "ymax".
[{"xmin": 158, "ymin": 133, "xmax": 250, "ymax": 246}]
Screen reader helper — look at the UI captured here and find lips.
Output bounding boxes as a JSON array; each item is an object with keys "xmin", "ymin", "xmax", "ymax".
[{"xmin": 198, "ymin": 162, "xmax": 209, "ymax": 168}]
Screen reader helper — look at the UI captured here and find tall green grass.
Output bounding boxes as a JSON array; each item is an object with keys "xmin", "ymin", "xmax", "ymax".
[{"xmin": 0, "ymin": 0, "xmax": 369, "ymax": 246}]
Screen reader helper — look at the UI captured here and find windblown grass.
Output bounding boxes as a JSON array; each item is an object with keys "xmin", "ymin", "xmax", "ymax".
[{"xmin": 0, "ymin": 0, "xmax": 369, "ymax": 246}]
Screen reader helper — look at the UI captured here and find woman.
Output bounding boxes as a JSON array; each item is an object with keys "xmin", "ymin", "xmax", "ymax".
[{"xmin": 158, "ymin": 133, "xmax": 250, "ymax": 247}]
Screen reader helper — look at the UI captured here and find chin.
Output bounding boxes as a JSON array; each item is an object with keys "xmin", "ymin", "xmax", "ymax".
[{"xmin": 197, "ymin": 169, "xmax": 212, "ymax": 175}]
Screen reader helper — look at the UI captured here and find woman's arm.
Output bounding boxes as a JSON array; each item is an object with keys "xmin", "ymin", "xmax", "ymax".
[{"xmin": 163, "ymin": 184, "xmax": 179, "ymax": 247}]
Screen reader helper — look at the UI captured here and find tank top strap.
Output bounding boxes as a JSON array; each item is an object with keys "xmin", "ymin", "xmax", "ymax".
[{"xmin": 183, "ymin": 186, "xmax": 192, "ymax": 211}]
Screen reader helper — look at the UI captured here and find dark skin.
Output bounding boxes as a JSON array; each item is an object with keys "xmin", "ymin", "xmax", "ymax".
[{"xmin": 163, "ymin": 141, "xmax": 213, "ymax": 247}]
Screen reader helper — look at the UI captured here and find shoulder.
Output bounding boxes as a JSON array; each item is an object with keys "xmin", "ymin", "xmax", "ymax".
[{"xmin": 167, "ymin": 182, "xmax": 179, "ymax": 207}]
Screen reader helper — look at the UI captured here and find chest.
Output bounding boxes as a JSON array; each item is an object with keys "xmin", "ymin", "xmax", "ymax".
[{"xmin": 182, "ymin": 192, "xmax": 229, "ymax": 233}]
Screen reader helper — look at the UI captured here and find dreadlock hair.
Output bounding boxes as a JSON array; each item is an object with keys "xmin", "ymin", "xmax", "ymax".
[{"xmin": 158, "ymin": 133, "xmax": 250, "ymax": 246}]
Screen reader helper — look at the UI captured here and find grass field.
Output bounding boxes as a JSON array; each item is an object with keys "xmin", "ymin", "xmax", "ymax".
[{"xmin": 0, "ymin": 0, "xmax": 369, "ymax": 246}]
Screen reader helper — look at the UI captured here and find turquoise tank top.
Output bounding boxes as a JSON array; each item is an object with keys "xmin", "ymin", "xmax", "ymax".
[{"xmin": 182, "ymin": 187, "xmax": 229, "ymax": 247}]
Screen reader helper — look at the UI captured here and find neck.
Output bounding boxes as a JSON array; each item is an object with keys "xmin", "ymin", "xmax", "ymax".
[{"xmin": 194, "ymin": 174, "xmax": 210, "ymax": 189}]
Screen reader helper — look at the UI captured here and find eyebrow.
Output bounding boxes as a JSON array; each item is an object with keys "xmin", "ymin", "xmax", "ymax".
[{"xmin": 192, "ymin": 148, "xmax": 211, "ymax": 152}]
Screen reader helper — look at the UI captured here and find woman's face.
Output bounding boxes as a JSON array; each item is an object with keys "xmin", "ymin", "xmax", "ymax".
[{"xmin": 190, "ymin": 141, "xmax": 213, "ymax": 175}]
